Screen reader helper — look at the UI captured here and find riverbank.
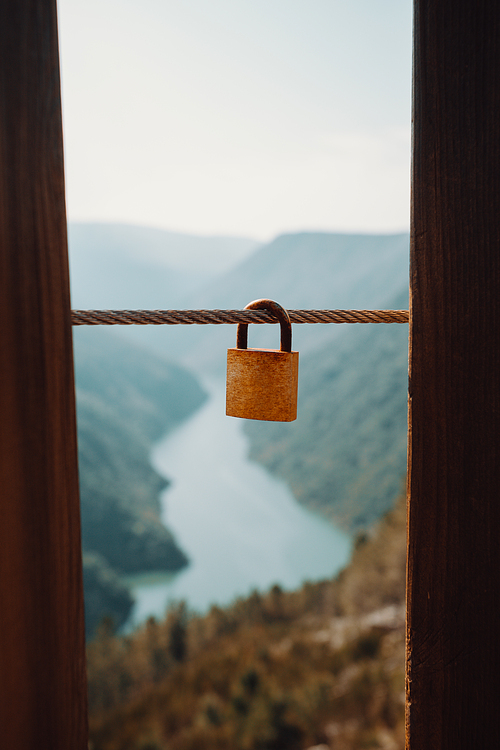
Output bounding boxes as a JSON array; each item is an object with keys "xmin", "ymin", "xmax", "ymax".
[{"xmin": 123, "ymin": 381, "xmax": 351, "ymax": 630}]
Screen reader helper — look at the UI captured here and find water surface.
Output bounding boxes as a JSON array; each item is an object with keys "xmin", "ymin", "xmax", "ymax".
[{"xmin": 125, "ymin": 382, "xmax": 351, "ymax": 628}]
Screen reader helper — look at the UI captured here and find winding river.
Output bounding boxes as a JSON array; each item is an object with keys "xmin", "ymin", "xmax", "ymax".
[{"xmin": 124, "ymin": 382, "xmax": 351, "ymax": 629}]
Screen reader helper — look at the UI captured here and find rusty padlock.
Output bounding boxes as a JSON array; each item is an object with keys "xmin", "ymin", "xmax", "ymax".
[{"xmin": 226, "ymin": 299, "xmax": 299, "ymax": 422}]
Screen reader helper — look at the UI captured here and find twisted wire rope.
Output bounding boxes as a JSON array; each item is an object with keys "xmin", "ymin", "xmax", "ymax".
[{"xmin": 71, "ymin": 309, "xmax": 409, "ymax": 326}]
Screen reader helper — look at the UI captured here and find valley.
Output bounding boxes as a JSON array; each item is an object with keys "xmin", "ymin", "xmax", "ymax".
[
  {"xmin": 74, "ymin": 326, "xmax": 207, "ymax": 637},
  {"xmin": 70, "ymin": 223, "xmax": 410, "ymax": 748}
]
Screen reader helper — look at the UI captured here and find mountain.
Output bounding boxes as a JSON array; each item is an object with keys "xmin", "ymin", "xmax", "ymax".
[
  {"xmin": 68, "ymin": 221, "xmax": 261, "ymax": 359},
  {"xmin": 73, "ymin": 327, "xmax": 207, "ymax": 636},
  {"xmin": 168, "ymin": 231, "xmax": 409, "ymax": 535},
  {"xmin": 244, "ymin": 288, "xmax": 409, "ymax": 534},
  {"xmin": 70, "ymin": 226, "xmax": 410, "ymax": 630},
  {"xmin": 172, "ymin": 231, "xmax": 409, "ymax": 373},
  {"xmin": 68, "ymin": 222, "xmax": 260, "ymax": 309},
  {"xmin": 69, "ymin": 227, "xmax": 408, "ymax": 379},
  {"xmin": 192, "ymin": 231, "xmax": 408, "ymax": 310}
]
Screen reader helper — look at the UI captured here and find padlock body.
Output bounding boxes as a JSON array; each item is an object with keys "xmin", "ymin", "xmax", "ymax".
[{"xmin": 226, "ymin": 347, "xmax": 299, "ymax": 422}]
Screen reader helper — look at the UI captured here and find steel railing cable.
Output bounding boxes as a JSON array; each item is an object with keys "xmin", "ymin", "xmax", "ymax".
[{"xmin": 71, "ymin": 308, "xmax": 409, "ymax": 326}]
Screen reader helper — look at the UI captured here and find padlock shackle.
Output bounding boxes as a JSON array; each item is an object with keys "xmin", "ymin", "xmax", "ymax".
[{"xmin": 236, "ymin": 299, "xmax": 292, "ymax": 352}]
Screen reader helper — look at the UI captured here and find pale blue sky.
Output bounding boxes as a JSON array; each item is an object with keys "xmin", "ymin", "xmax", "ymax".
[{"xmin": 58, "ymin": 0, "xmax": 412, "ymax": 240}]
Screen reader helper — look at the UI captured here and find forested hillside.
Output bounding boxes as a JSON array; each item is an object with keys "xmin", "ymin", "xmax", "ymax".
[
  {"xmin": 177, "ymin": 232, "xmax": 409, "ymax": 372},
  {"xmin": 74, "ymin": 327, "xmax": 207, "ymax": 637},
  {"xmin": 245, "ymin": 290, "xmax": 409, "ymax": 533},
  {"xmin": 86, "ymin": 496, "xmax": 407, "ymax": 750},
  {"xmin": 68, "ymin": 222, "xmax": 260, "ymax": 356}
]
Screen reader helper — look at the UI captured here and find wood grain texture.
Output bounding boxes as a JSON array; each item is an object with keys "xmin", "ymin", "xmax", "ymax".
[
  {"xmin": 407, "ymin": 1, "xmax": 500, "ymax": 747},
  {"xmin": 0, "ymin": 1, "xmax": 88, "ymax": 747},
  {"xmin": 226, "ymin": 349, "xmax": 299, "ymax": 421}
]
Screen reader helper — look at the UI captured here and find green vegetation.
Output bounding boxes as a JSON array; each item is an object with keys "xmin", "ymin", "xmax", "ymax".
[
  {"xmin": 86, "ymin": 497, "xmax": 406, "ymax": 750},
  {"xmin": 245, "ymin": 290, "xmax": 409, "ymax": 534},
  {"xmin": 74, "ymin": 327, "xmax": 207, "ymax": 637}
]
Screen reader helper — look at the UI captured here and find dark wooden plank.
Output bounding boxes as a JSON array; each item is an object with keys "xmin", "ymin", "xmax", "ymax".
[
  {"xmin": 0, "ymin": 1, "xmax": 88, "ymax": 747},
  {"xmin": 407, "ymin": 1, "xmax": 500, "ymax": 747}
]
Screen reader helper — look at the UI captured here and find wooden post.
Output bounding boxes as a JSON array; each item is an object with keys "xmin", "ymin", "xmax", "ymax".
[
  {"xmin": 0, "ymin": 1, "xmax": 88, "ymax": 748},
  {"xmin": 407, "ymin": 1, "xmax": 500, "ymax": 747}
]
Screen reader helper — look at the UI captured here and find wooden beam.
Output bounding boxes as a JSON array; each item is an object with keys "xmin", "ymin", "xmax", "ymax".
[
  {"xmin": 0, "ymin": 1, "xmax": 88, "ymax": 747},
  {"xmin": 407, "ymin": 1, "xmax": 500, "ymax": 747}
]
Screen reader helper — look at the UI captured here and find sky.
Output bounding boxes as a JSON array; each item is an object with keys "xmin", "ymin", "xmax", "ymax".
[{"xmin": 58, "ymin": 0, "xmax": 412, "ymax": 242}]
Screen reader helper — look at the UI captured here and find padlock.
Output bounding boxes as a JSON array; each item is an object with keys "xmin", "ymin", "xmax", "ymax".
[{"xmin": 226, "ymin": 299, "xmax": 299, "ymax": 422}]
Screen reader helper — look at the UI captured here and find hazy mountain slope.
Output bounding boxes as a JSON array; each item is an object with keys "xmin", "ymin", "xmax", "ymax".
[
  {"xmin": 68, "ymin": 229, "xmax": 408, "ymax": 376},
  {"xmin": 175, "ymin": 232, "xmax": 409, "ymax": 373},
  {"xmin": 74, "ymin": 328, "xmax": 207, "ymax": 634},
  {"xmin": 68, "ymin": 222, "xmax": 260, "ymax": 309},
  {"xmin": 193, "ymin": 231, "xmax": 408, "ymax": 309},
  {"xmin": 244, "ymin": 289, "xmax": 409, "ymax": 533},
  {"xmin": 74, "ymin": 327, "xmax": 206, "ymax": 452},
  {"xmin": 68, "ymin": 222, "xmax": 261, "ymax": 356}
]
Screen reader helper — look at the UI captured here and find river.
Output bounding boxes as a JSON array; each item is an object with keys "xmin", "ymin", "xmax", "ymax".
[{"xmin": 124, "ymin": 382, "xmax": 351, "ymax": 629}]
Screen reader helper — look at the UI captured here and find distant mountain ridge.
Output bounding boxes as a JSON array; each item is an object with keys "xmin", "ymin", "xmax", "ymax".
[
  {"xmin": 69, "ymin": 222, "xmax": 260, "ymax": 275},
  {"xmin": 175, "ymin": 231, "xmax": 409, "ymax": 372},
  {"xmin": 68, "ymin": 221, "xmax": 261, "ymax": 357},
  {"xmin": 68, "ymin": 222, "xmax": 260, "ymax": 310},
  {"xmin": 68, "ymin": 226, "xmax": 409, "ymax": 378},
  {"xmin": 192, "ymin": 231, "xmax": 408, "ymax": 308}
]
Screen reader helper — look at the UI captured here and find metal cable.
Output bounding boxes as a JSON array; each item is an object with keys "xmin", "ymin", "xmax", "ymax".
[{"xmin": 71, "ymin": 308, "xmax": 409, "ymax": 326}]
